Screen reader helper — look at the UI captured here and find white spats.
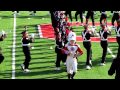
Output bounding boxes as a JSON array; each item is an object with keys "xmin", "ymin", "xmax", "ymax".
[
  {"xmin": 27, "ymin": 18, "xmax": 31, "ymax": 19},
  {"xmin": 107, "ymin": 48, "xmax": 116, "ymax": 58},
  {"xmin": 50, "ymin": 46, "xmax": 53, "ymax": 50}
]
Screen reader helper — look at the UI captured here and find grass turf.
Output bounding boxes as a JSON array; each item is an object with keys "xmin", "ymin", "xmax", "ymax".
[{"xmin": 0, "ymin": 11, "xmax": 118, "ymax": 79}]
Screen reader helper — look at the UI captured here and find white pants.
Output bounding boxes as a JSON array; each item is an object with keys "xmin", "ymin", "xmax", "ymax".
[{"xmin": 66, "ymin": 56, "xmax": 77, "ymax": 74}]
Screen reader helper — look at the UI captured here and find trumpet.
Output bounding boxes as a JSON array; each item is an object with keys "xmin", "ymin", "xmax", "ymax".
[{"xmin": 29, "ymin": 33, "xmax": 35, "ymax": 43}]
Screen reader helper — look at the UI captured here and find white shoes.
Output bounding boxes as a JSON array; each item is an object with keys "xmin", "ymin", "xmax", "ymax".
[
  {"xmin": 92, "ymin": 26, "xmax": 96, "ymax": 28},
  {"xmin": 30, "ymin": 13, "xmax": 35, "ymax": 16},
  {"xmin": 99, "ymin": 63, "xmax": 106, "ymax": 66},
  {"xmin": 64, "ymin": 62, "xmax": 66, "ymax": 66},
  {"xmin": 89, "ymin": 60, "xmax": 92, "ymax": 67},
  {"xmin": 21, "ymin": 64, "xmax": 25, "ymax": 70},
  {"xmin": 24, "ymin": 69, "xmax": 30, "ymax": 73},
  {"xmin": 86, "ymin": 65, "xmax": 91, "ymax": 70},
  {"xmin": 76, "ymin": 21, "xmax": 79, "ymax": 24},
  {"xmin": 112, "ymin": 26, "xmax": 116, "ymax": 29},
  {"xmin": 55, "ymin": 67, "xmax": 61, "ymax": 71},
  {"xmin": 80, "ymin": 23, "xmax": 84, "ymax": 26},
  {"xmin": 21, "ymin": 64, "xmax": 30, "ymax": 73}
]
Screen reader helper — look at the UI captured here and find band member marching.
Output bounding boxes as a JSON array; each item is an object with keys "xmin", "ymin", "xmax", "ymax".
[
  {"xmin": 55, "ymin": 32, "xmax": 66, "ymax": 70},
  {"xmin": 85, "ymin": 11, "xmax": 95, "ymax": 28},
  {"xmin": 99, "ymin": 24, "xmax": 111, "ymax": 66},
  {"xmin": 111, "ymin": 11, "xmax": 120, "ymax": 28},
  {"xmin": 62, "ymin": 36, "xmax": 83, "ymax": 79},
  {"xmin": 82, "ymin": 24, "xmax": 93, "ymax": 70},
  {"xmin": 75, "ymin": 11, "xmax": 85, "ymax": 26},
  {"xmin": 65, "ymin": 11, "xmax": 73, "ymax": 23},
  {"xmin": 21, "ymin": 27, "xmax": 34, "ymax": 73},
  {"xmin": 100, "ymin": 11, "xmax": 107, "ymax": 26}
]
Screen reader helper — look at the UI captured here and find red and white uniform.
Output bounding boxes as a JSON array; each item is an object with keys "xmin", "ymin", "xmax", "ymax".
[{"xmin": 63, "ymin": 43, "xmax": 83, "ymax": 74}]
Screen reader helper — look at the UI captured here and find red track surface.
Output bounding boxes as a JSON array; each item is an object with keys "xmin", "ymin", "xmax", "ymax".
[{"xmin": 38, "ymin": 22, "xmax": 117, "ymax": 42}]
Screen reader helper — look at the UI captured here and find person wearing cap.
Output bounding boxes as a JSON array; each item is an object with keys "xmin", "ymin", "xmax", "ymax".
[
  {"xmin": 62, "ymin": 36, "xmax": 83, "ymax": 79},
  {"xmin": 115, "ymin": 19, "xmax": 120, "ymax": 58},
  {"xmin": 82, "ymin": 24, "xmax": 93, "ymax": 70},
  {"xmin": 21, "ymin": 30, "xmax": 33, "ymax": 73},
  {"xmin": 67, "ymin": 27, "xmax": 76, "ymax": 42},
  {"xmin": 99, "ymin": 24, "xmax": 111, "ymax": 66},
  {"xmin": 100, "ymin": 11, "xmax": 107, "ymax": 26},
  {"xmin": 0, "ymin": 47, "xmax": 4, "ymax": 64},
  {"xmin": 85, "ymin": 11, "xmax": 95, "ymax": 28},
  {"xmin": 111, "ymin": 11, "xmax": 120, "ymax": 28}
]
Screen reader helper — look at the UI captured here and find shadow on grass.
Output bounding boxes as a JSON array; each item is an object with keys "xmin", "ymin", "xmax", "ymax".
[
  {"xmin": 15, "ymin": 69, "xmax": 65, "ymax": 78},
  {"xmin": 0, "ymin": 15, "xmax": 13, "ymax": 19},
  {"xmin": 16, "ymin": 14, "xmax": 50, "ymax": 19},
  {"xmin": 0, "ymin": 71, "xmax": 12, "ymax": 79},
  {"xmin": 77, "ymin": 56, "xmax": 114, "ymax": 70}
]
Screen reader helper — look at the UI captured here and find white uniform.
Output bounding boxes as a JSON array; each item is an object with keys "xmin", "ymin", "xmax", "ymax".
[{"xmin": 64, "ymin": 43, "xmax": 83, "ymax": 74}]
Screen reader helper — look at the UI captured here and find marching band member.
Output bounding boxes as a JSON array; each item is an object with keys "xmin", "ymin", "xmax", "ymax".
[
  {"xmin": 82, "ymin": 24, "xmax": 93, "ymax": 70},
  {"xmin": 99, "ymin": 24, "xmax": 111, "ymax": 66},
  {"xmin": 62, "ymin": 36, "xmax": 83, "ymax": 79},
  {"xmin": 21, "ymin": 29, "xmax": 34, "ymax": 73}
]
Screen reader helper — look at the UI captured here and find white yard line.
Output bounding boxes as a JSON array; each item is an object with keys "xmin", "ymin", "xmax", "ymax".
[
  {"xmin": 12, "ymin": 11, "xmax": 17, "ymax": 79},
  {"xmin": 38, "ymin": 25, "xmax": 43, "ymax": 38}
]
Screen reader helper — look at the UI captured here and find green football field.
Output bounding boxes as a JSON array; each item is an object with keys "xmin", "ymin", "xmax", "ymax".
[{"xmin": 0, "ymin": 11, "xmax": 118, "ymax": 79}]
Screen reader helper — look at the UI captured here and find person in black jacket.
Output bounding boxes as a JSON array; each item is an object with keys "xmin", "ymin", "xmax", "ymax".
[
  {"xmin": 55, "ymin": 32, "xmax": 66, "ymax": 70},
  {"xmin": 21, "ymin": 29, "xmax": 34, "ymax": 73},
  {"xmin": 82, "ymin": 24, "xmax": 93, "ymax": 70},
  {"xmin": 99, "ymin": 24, "xmax": 110, "ymax": 66},
  {"xmin": 108, "ymin": 57, "xmax": 120, "ymax": 79}
]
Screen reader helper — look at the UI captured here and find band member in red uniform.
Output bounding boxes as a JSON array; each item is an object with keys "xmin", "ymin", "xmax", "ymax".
[{"xmin": 62, "ymin": 36, "xmax": 83, "ymax": 79}]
